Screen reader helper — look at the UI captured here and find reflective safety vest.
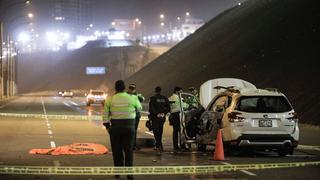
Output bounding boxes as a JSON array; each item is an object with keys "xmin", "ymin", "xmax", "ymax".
[
  {"xmin": 103, "ymin": 92, "xmax": 142, "ymax": 123},
  {"xmin": 168, "ymin": 93, "xmax": 188, "ymax": 113}
]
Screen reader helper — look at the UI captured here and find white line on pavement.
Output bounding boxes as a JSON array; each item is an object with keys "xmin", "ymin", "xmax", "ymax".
[
  {"xmin": 48, "ymin": 130, "xmax": 53, "ymax": 135},
  {"xmin": 69, "ymin": 101, "xmax": 79, "ymax": 106},
  {"xmin": 50, "ymin": 141, "xmax": 56, "ymax": 148},
  {"xmin": 221, "ymin": 162, "xmax": 257, "ymax": 176}
]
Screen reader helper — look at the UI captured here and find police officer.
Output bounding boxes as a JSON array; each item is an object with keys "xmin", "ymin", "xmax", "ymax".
[
  {"xmin": 127, "ymin": 83, "xmax": 145, "ymax": 150},
  {"xmin": 149, "ymin": 86, "xmax": 170, "ymax": 154},
  {"xmin": 103, "ymin": 80, "xmax": 142, "ymax": 180},
  {"xmin": 168, "ymin": 87, "xmax": 187, "ymax": 152}
]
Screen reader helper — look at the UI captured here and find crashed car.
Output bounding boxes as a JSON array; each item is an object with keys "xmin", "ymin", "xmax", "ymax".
[{"xmin": 178, "ymin": 78, "xmax": 299, "ymax": 156}]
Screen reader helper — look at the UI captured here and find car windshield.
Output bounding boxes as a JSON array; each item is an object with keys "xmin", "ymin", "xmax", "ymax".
[
  {"xmin": 91, "ymin": 91, "xmax": 104, "ymax": 95},
  {"xmin": 236, "ymin": 96, "xmax": 292, "ymax": 113}
]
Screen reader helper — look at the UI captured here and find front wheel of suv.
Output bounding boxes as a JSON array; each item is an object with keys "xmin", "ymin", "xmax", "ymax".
[{"xmin": 277, "ymin": 148, "xmax": 291, "ymax": 156}]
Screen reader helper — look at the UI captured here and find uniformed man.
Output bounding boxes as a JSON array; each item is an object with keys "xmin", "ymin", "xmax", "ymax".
[
  {"xmin": 168, "ymin": 87, "xmax": 188, "ymax": 152},
  {"xmin": 127, "ymin": 83, "xmax": 145, "ymax": 150},
  {"xmin": 149, "ymin": 86, "xmax": 170, "ymax": 154},
  {"xmin": 103, "ymin": 80, "xmax": 142, "ymax": 180}
]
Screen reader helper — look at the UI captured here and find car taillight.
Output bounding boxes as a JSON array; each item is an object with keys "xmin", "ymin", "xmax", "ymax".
[
  {"xmin": 228, "ymin": 112, "xmax": 245, "ymax": 122},
  {"xmin": 287, "ymin": 112, "xmax": 299, "ymax": 123}
]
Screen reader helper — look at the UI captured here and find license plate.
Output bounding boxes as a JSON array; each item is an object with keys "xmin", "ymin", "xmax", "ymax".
[{"xmin": 259, "ymin": 119, "xmax": 272, "ymax": 127}]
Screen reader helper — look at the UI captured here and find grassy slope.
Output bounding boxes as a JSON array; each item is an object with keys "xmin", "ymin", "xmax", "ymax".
[{"xmin": 126, "ymin": 0, "xmax": 320, "ymax": 125}]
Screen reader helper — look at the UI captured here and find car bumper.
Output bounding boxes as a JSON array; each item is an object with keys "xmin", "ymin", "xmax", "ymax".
[
  {"xmin": 230, "ymin": 134, "xmax": 298, "ymax": 148},
  {"xmin": 87, "ymin": 98, "xmax": 105, "ymax": 103}
]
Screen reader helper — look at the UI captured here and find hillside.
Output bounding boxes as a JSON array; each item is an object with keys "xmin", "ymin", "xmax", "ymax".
[{"xmin": 125, "ymin": 0, "xmax": 320, "ymax": 125}]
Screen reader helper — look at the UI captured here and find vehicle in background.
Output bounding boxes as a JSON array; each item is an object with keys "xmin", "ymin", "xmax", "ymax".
[
  {"xmin": 61, "ymin": 90, "xmax": 73, "ymax": 98},
  {"xmin": 86, "ymin": 90, "xmax": 107, "ymax": 106},
  {"xmin": 179, "ymin": 78, "xmax": 299, "ymax": 156}
]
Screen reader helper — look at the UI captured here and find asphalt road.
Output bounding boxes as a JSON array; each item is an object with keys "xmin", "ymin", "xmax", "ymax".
[{"xmin": 0, "ymin": 96, "xmax": 319, "ymax": 180}]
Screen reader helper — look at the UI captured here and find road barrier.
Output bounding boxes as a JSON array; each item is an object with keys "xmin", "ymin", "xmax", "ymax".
[
  {"xmin": 0, "ymin": 161, "xmax": 319, "ymax": 175},
  {"xmin": 0, "ymin": 113, "xmax": 149, "ymax": 121}
]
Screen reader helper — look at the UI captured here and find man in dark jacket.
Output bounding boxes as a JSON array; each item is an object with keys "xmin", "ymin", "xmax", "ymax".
[{"xmin": 149, "ymin": 86, "xmax": 170, "ymax": 153}]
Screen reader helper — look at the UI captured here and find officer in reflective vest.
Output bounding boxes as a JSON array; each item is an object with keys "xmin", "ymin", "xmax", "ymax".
[
  {"xmin": 103, "ymin": 80, "xmax": 142, "ymax": 180},
  {"xmin": 168, "ymin": 87, "xmax": 188, "ymax": 152}
]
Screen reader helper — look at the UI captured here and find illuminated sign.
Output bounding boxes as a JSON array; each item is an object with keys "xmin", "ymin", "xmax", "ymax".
[{"xmin": 86, "ymin": 67, "xmax": 106, "ymax": 75}]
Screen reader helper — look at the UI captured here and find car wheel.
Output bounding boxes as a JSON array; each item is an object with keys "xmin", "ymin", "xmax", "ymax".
[
  {"xmin": 277, "ymin": 148, "xmax": 290, "ymax": 156},
  {"xmin": 197, "ymin": 144, "xmax": 206, "ymax": 152}
]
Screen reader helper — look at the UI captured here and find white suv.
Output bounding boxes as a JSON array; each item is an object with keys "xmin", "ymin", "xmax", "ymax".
[
  {"xmin": 179, "ymin": 78, "xmax": 299, "ymax": 156},
  {"xmin": 86, "ymin": 90, "xmax": 107, "ymax": 106}
]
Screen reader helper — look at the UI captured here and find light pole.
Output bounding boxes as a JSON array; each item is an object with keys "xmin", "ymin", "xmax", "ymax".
[{"xmin": 0, "ymin": 0, "xmax": 31, "ymax": 98}]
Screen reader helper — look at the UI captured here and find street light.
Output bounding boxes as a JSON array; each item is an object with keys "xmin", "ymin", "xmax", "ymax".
[
  {"xmin": 186, "ymin": 12, "xmax": 190, "ymax": 16},
  {"xmin": 135, "ymin": 18, "xmax": 140, "ymax": 22},
  {"xmin": 177, "ymin": 17, "xmax": 181, "ymax": 21},
  {"xmin": 160, "ymin": 14, "xmax": 165, "ymax": 19},
  {"xmin": 89, "ymin": 24, "xmax": 93, "ymax": 28},
  {"xmin": 25, "ymin": 0, "xmax": 31, "ymax": 4},
  {"xmin": 27, "ymin": 13, "xmax": 33, "ymax": 18},
  {"xmin": 160, "ymin": 22, "xmax": 165, "ymax": 26},
  {"xmin": 111, "ymin": 21, "xmax": 116, "ymax": 26}
]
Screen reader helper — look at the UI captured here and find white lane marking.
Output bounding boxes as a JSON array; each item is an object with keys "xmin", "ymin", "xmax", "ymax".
[
  {"xmin": 69, "ymin": 101, "xmax": 79, "ymax": 106},
  {"xmin": 145, "ymin": 131, "xmax": 154, "ymax": 136},
  {"xmin": 221, "ymin": 162, "xmax": 256, "ymax": 176},
  {"xmin": 297, "ymin": 145, "xmax": 320, "ymax": 151},
  {"xmin": 53, "ymin": 160, "xmax": 60, "ymax": 167},
  {"xmin": 41, "ymin": 97, "xmax": 47, "ymax": 115},
  {"xmin": 48, "ymin": 130, "xmax": 53, "ymax": 135},
  {"xmin": 50, "ymin": 136, "xmax": 53, "ymax": 138},
  {"xmin": 50, "ymin": 141, "xmax": 56, "ymax": 148},
  {"xmin": 63, "ymin": 102, "xmax": 72, "ymax": 107}
]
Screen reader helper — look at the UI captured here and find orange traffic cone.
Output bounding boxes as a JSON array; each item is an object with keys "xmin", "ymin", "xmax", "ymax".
[{"xmin": 214, "ymin": 129, "xmax": 225, "ymax": 161}]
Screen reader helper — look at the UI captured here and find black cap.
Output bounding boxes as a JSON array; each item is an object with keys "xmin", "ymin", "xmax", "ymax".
[
  {"xmin": 174, "ymin": 86, "xmax": 182, "ymax": 92},
  {"xmin": 189, "ymin": 87, "xmax": 196, "ymax": 91},
  {"xmin": 115, "ymin": 80, "xmax": 126, "ymax": 92},
  {"xmin": 155, "ymin": 86, "xmax": 161, "ymax": 93}
]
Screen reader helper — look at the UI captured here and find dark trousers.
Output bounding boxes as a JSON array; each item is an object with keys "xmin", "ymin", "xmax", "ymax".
[
  {"xmin": 151, "ymin": 116, "xmax": 165, "ymax": 149},
  {"xmin": 134, "ymin": 112, "xmax": 141, "ymax": 147},
  {"xmin": 109, "ymin": 124, "xmax": 135, "ymax": 166},
  {"xmin": 170, "ymin": 112, "xmax": 181, "ymax": 149}
]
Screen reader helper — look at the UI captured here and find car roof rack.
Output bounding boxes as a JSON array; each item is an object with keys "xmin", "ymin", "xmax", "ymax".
[
  {"xmin": 265, "ymin": 88, "xmax": 280, "ymax": 93},
  {"xmin": 213, "ymin": 86, "xmax": 240, "ymax": 93}
]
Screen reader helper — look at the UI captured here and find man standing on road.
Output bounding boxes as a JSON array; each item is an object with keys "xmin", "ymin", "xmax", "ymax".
[
  {"xmin": 168, "ymin": 87, "xmax": 187, "ymax": 152},
  {"xmin": 103, "ymin": 80, "xmax": 142, "ymax": 180},
  {"xmin": 127, "ymin": 83, "xmax": 145, "ymax": 150},
  {"xmin": 149, "ymin": 86, "xmax": 170, "ymax": 154}
]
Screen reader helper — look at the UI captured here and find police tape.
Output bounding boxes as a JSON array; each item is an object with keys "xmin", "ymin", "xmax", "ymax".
[
  {"xmin": 0, "ymin": 112, "xmax": 149, "ymax": 121},
  {"xmin": 0, "ymin": 161, "xmax": 319, "ymax": 175}
]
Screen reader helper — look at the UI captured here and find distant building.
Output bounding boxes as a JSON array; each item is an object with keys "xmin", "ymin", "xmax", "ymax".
[
  {"xmin": 181, "ymin": 18, "xmax": 205, "ymax": 37},
  {"xmin": 51, "ymin": 0, "xmax": 92, "ymax": 34}
]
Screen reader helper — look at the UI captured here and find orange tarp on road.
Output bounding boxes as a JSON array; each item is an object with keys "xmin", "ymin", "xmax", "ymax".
[{"xmin": 29, "ymin": 143, "xmax": 108, "ymax": 155}]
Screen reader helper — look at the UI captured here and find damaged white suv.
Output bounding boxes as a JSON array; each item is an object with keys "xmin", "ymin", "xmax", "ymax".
[{"xmin": 179, "ymin": 78, "xmax": 299, "ymax": 156}]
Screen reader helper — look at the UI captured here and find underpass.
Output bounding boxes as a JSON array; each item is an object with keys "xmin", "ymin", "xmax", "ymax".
[{"xmin": 0, "ymin": 95, "xmax": 319, "ymax": 179}]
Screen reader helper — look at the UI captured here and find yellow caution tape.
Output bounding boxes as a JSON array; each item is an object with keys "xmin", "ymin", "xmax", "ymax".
[
  {"xmin": 0, "ymin": 113, "xmax": 149, "ymax": 121},
  {"xmin": 0, "ymin": 161, "xmax": 319, "ymax": 175}
]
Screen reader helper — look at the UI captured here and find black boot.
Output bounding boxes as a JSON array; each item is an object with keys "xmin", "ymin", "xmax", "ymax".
[{"xmin": 127, "ymin": 175, "xmax": 134, "ymax": 180}]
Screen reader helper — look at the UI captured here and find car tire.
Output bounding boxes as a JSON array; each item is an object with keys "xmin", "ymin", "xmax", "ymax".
[
  {"xmin": 277, "ymin": 148, "xmax": 290, "ymax": 156},
  {"xmin": 197, "ymin": 144, "xmax": 206, "ymax": 152}
]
